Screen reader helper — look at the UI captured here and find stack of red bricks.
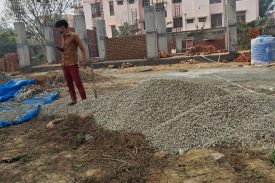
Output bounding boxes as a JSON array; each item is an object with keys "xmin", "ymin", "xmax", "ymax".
[
  {"xmin": 0, "ymin": 53, "xmax": 20, "ymax": 72},
  {"xmin": 105, "ymin": 35, "xmax": 147, "ymax": 61}
]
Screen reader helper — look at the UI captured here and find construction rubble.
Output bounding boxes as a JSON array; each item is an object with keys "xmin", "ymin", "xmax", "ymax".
[
  {"xmin": 234, "ymin": 53, "xmax": 251, "ymax": 63},
  {"xmin": 186, "ymin": 44, "xmax": 226, "ymax": 56}
]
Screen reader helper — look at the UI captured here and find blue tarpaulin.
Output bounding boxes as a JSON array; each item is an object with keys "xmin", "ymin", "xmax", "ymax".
[
  {"xmin": 0, "ymin": 79, "xmax": 36, "ymax": 102},
  {"xmin": 0, "ymin": 79, "xmax": 59, "ymax": 128}
]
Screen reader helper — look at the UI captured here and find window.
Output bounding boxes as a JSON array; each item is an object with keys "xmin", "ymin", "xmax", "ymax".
[
  {"xmin": 155, "ymin": 2, "xmax": 167, "ymax": 17},
  {"xmin": 109, "ymin": 1, "xmax": 114, "ymax": 16},
  {"xmin": 155, "ymin": 2, "xmax": 165, "ymax": 11},
  {"xmin": 117, "ymin": 0, "xmax": 123, "ymax": 5},
  {"xmin": 237, "ymin": 11, "xmax": 246, "ymax": 23},
  {"xmin": 211, "ymin": 14, "xmax": 222, "ymax": 28},
  {"xmin": 166, "ymin": 28, "xmax": 172, "ymax": 32},
  {"xmin": 173, "ymin": 17, "xmax": 183, "ymax": 28},
  {"xmin": 199, "ymin": 17, "xmax": 206, "ymax": 23},
  {"xmin": 129, "ymin": 0, "xmax": 135, "ymax": 4},
  {"xmin": 210, "ymin": 0, "xmax": 221, "ymax": 4},
  {"xmin": 172, "ymin": 0, "xmax": 182, "ymax": 3},
  {"xmin": 111, "ymin": 25, "xmax": 117, "ymax": 37},
  {"xmin": 142, "ymin": 0, "xmax": 150, "ymax": 7},
  {"xmin": 186, "ymin": 18, "xmax": 194, "ymax": 24},
  {"xmin": 91, "ymin": 3, "xmax": 101, "ymax": 18}
]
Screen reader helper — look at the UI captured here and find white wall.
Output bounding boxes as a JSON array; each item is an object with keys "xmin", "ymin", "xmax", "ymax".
[
  {"xmin": 236, "ymin": 0, "xmax": 259, "ymax": 23},
  {"xmin": 83, "ymin": 3, "xmax": 93, "ymax": 30},
  {"xmin": 83, "ymin": 0, "xmax": 260, "ymax": 35}
]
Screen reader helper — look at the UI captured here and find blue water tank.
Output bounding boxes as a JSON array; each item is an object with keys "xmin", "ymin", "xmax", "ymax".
[{"xmin": 251, "ymin": 35, "xmax": 275, "ymax": 64}]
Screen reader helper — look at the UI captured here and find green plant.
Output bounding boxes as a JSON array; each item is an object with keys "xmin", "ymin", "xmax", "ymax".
[
  {"xmin": 71, "ymin": 163, "xmax": 85, "ymax": 172},
  {"xmin": 118, "ymin": 22, "xmax": 131, "ymax": 36},
  {"xmin": 11, "ymin": 153, "xmax": 32, "ymax": 163},
  {"xmin": 113, "ymin": 22, "xmax": 141, "ymax": 37},
  {"xmin": 237, "ymin": 17, "xmax": 272, "ymax": 50},
  {"xmin": 271, "ymin": 151, "xmax": 275, "ymax": 164},
  {"xmin": 0, "ymin": 29, "xmax": 17, "ymax": 57},
  {"xmin": 76, "ymin": 133, "xmax": 86, "ymax": 145}
]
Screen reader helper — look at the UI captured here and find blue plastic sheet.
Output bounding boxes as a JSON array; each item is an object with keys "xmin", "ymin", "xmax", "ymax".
[
  {"xmin": 0, "ymin": 79, "xmax": 36, "ymax": 102},
  {"xmin": 0, "ymin": 79, "xmax": 59, "ymax": 128}
]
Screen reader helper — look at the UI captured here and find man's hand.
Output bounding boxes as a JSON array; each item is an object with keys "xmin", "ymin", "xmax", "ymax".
[{"xmin": 56, "ymin": 46, "xmax": 64, "ymax": 52}]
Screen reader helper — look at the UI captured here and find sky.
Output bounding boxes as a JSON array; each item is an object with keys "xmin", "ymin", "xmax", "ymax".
[{"xmin": 0, "ymin": 0, "xmax": 5, "ymax": 18}]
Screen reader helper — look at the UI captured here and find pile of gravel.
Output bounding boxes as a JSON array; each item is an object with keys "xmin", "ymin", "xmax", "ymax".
[
  {"xmin": 148, "ymin": 92, "xmax": 275, "ymax": 152},
  {"xmin": 42, "ymin": 79, "xmax": 227, "ymax": 131},
  {"xmin": 41, "ymin": 79, "xmax": 275, "ymax": 153}
]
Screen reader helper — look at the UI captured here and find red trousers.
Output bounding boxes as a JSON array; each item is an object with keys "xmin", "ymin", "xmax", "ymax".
[{"xmin": 62, "ymin": 65, "xmax": 86, "ymax": 102}]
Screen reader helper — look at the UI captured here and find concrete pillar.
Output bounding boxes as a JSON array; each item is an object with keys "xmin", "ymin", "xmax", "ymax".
[
  {"xmin": 176, "ymin": 36, "xmax": 183, "ymax": 53},
  {"xmin": 14, "ymin": 22, "xmax": 31, "ymax": 67},
  {"xmin": 44, "ymin": 26, "xmax": 57, "ymax": 64},
  {"xmin": 226, "ymin": 0, "xmax": 238, "ymax": 54},
  {"xmin": 156, "ymin": 10, "xmax": 167, "ymax": 52},
  {"xmin": 144, "ymin": 6, "xmax": 158, "ymax": 59},
  {"xmin": 96, "ymin": 19, "xmax": 106, "ymax": 60},
  {"xmin": 74, "ymin": 14, "xmax": 91, "ymax": 63}
]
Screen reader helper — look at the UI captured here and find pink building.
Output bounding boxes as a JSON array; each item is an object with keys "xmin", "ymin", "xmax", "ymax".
[{"xmin": 83, "ymin": 0, "xmax": 259, "ymax": 37}]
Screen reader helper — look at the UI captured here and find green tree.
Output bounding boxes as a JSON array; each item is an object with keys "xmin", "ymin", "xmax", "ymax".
[
  {"xmin": 0, "ymin": 29, "xmax": 17, "ymax": 57},
  {"xmin": 237, "ymin": 17, "xmax": 272, "ymax": 50},
  {"xmin": 259, "ymin": 0, "xmax": 273, "ymax": 17},
  {"xmin": 118, "ymin": 22, "xmax": 131, "ymax": 36},
  {"xmin": 113, "ymin": 22, "xmax": 141, "ymax": 37},
  {"xmin": 5, "ymin": 0, "xmax": 74, "ymax": 46}
]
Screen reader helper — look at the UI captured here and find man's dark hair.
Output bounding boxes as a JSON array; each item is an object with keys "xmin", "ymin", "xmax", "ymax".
[{"xmin": 55, "ymin": 20, "xmax": 69, "ymax": 28}]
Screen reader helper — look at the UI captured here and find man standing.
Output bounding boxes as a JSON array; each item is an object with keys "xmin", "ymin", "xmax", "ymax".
[{"xmin": 55, "ymin": 20, "xmax": 87, "ymax": 105}]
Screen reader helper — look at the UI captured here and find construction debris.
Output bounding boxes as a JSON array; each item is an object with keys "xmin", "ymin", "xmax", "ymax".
[
  {"xmin": 159, "ymin": 51, "xmax": 172, "ymax": 58},
  {"xmin": 211, "ymin": 152, "xmax": 225, "ymax": 162},
  {"xmin": 177, "ymin": 69, "xmax": 188, "ymax": 73},
  {"xmin": 15, "ymin": 85, "xmax": 43, "ymax": 101},
  {"xmin": 154, "ymin": 151, "xmax": 169, "ymax": 159},
  {"xmin": 181, "ymin": 59, "xmax": 199, "ymax": 64},
  {"xmin": 121, "ymin": 62, "xmax": 134, "ymax": 68},
  {"xmin": 107, "ymin": 65, "xmax": 115, "ymax": 69},
  {"xmin": 234, "ymin": 53, "xmax": 251, "ymax": 62},
  {"xmin": 249, "ymin": 28, "xmax": 260, "ymax": 39},
  {"xmin": 138, "ymin": 68, "xmax": 153, "ymax": 72},
  {"xmin": 186, "ymin": 45, "xmax": 226, "ymax": 56},
  {"xmin": 46, "ymin": 118, "xmax": 64, "ymax": 129}
]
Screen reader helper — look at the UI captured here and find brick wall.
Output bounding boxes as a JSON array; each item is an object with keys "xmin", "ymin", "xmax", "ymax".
[
  {"xmin": 195, "ymin": 39, "xmax": 226, "ymax": 50},
  {"xmin": 87, "ymin": 30, "xmax": 99, "ymax": 58},
  {"xmin": 54, "ymin": 28, "xmax": 98, "ymax": 63},
  {"xmin": 0, "ymin": 53, "xmax": 20, "ymax": 72},
  {"xmin": 105, "ymin": 35, "xmax": 147, "ymax": 61},
  {"xmin": 167, "ymin": 34, "xmax": 176, "ymax": 52},
  {"xmin": 0, "ymin": 58, "xmax": 6, "ymax": 72}
]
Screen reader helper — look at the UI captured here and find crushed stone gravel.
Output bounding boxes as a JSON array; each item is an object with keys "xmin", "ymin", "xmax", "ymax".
[{"xmin": 41, "ymin": 79, "xmax": 275, "ymax": 153}]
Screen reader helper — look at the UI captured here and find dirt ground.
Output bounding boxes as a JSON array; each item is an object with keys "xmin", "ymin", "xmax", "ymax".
[{"xmin": 1, "ymin": 61, "xmax": 275, "ymax": 183}]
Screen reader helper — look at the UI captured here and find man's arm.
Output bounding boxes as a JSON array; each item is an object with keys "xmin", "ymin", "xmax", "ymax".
[{"xmin": 75, "ymin": 34, "xmax": 87, "ymax": 66}]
